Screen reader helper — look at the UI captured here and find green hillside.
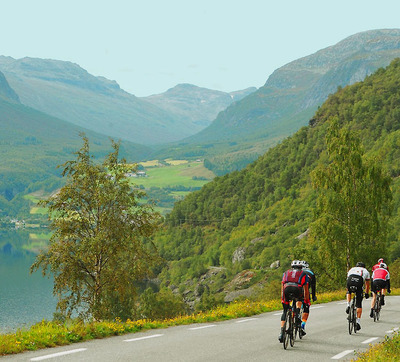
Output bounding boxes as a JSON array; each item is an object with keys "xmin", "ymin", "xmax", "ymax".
[
  {"xmin": 152, "ymin": 58, "xmax": 400, "ymax": 303},
  {"xmin": 0, "ymin": 97, "xmax": 150, "ymax": 217}
]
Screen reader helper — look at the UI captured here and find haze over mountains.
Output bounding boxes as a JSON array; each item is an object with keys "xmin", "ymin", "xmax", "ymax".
[{"xmin": 0, "ymin": 56, "xmax": 254, "ymax": 145}]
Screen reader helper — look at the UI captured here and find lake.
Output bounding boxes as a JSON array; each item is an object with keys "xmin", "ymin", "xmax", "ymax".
[{"xmin": 0, "ymin": 234, "xmax": 56, "ymax": 334}]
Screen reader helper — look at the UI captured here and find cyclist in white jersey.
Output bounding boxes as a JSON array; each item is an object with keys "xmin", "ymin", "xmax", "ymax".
[{"xmin": 346, "ymin": 262, "xmax": 370, "ymax": 331}]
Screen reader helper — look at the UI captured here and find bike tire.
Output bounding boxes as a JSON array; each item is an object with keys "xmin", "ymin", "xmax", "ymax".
[
  {"xmin": 283, "ymin": 310, "xmax": 290, "ymax": 349},
  {"xmin": 348, "ymin": 301, "xmax": 353, "ymax": 335},
  {"xmin": 289, "ymin": 310, "xmax": 295, "ymax": 347},
  {"xmin": 376, "ymin": 294, "xmax": 381, "ymax": 321},
  {"xmin": 352, "ymin": 303, "xmax": 357, "ymax": 333}
]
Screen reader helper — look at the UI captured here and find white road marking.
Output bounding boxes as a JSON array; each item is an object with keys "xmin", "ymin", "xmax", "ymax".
[
  {"xmin": 386, "ymin": 327, "xmax": 399, "ymax": 334},
  {"xmin": 188, "ymin": 325, "xmax": 216, "ymax": 330},
  {"xmin": 331, "ymin": 350, "xmax": 354, "ymax": 360},
  {"xmin": 273, "ymin": 312, "xmax": 282, "ymax": 316},
  {"xmin": 337, "ymin": 302, "xmax": 347, "ymax": 305},
  {"xmin": 30, "ymin": 348, "xmax": 87, "ymax": 361},
  {"xmin": 362, "ymin": 337, "xmax": 379, "ymax": 344},
  {"xmin": 235, "ymin": 318, "xmax": 257, "ymax": 323},
  {"xmin": 310, "ymin": 305, "xmax": 325, "ymax": 310},
  {"xmin": 124, "ymin": 334, "xmax": 163, "ymax": 342}
]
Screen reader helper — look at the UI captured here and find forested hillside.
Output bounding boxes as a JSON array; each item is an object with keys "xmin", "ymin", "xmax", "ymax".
[
  {"xmin": 152, "ymin": 59, "xmax": 400, "ymax": 305},
  {"xmin": 0, "ymin": 96, "xmax": 150, "ymax": 217}
]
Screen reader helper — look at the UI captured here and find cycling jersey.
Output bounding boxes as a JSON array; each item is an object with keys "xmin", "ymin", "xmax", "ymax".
[
  {"xmin": 281, "ymin": 269, "xmax": 309, "ymax": 305},
  {"xmin": 303, "ymin": 268, "xmax": 316, "ymax": 299},
  {"xmin": 372, "ymin": 267, "xmax": 390, "ymax": 281},
  {"xmin": 347, "ymin": 266, "xmax": 370, "ymax": 281}
]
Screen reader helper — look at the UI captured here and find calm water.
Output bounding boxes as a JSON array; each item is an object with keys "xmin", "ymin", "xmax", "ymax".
[{"xmin": 0, "ymin": 236, "xmax": 56, "ymax": 333}]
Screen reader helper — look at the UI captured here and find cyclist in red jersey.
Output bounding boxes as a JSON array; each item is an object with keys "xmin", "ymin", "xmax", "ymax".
[
  {"xmin": 370, "ymin": 262, "xmax": 391, "ymax": 317},
  {"xmin": 278, "ymin": 260, "xmax": 310, "ymax": 343},
  {"xmin": 371, "ymin": 258, "xmax": 390, "ymax": 304}
]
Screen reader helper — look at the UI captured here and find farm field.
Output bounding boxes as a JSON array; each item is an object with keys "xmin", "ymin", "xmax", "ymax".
[{"xmin": 133, "ymin": 159, "xmax": 215, "ymax": 189}]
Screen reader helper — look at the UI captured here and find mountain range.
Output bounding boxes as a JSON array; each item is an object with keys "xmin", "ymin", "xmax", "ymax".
[
  {"xmin": 161, "ymin": 29, "xmax": 400, "ymax": 175},
  {"xmin": 0, "ymin": 56, "xmax": 254, "ymax": 145}
]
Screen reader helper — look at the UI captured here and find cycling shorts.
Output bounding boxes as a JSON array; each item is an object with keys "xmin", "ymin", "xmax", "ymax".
[
  {"xmin": 372, "ymin": 279, "xmax": 387, "ymax": 294},
  {"xmin": 283, "ymin": 282, "xmax": 304, "ymax": 304},
  {"xmin": 346, "ymin": 274, "xmax": 364, "ymax": 308}
]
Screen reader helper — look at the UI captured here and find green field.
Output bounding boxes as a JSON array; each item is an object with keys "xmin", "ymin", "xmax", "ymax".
[{"xmin": 132, "ymin": 160, "xmax": 214, "ymax": 189}]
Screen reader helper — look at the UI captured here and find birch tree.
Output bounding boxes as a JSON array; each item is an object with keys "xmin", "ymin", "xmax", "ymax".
[
  {"xmin": 31, "ymin": 136, "xmax": 160, "ymax": 320},
  {"xmin": 311, "ymin": 119, "xmax": 392, "ymax": 282}
]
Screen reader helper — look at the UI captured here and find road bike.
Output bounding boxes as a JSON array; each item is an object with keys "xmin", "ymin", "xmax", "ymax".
[
  {"xmin": 348, "ymin": 286, "xmax": 358, "ymax": 335},
  {"xmin": 282, "ymin": 299, "xmax": 301, "ymax": 349},
  {"xmin": 372, "ymin": 289, "xmax": 383, "ymax": 322}
]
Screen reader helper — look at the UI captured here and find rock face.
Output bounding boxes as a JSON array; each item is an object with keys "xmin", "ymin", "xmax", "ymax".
[
  {"xmin": 232, "ymin": 247, "xmax": 246, "ymax": 263},
  {"xmin": 0, "ymin": 71, "xmax": 19, "ymax": 103}
]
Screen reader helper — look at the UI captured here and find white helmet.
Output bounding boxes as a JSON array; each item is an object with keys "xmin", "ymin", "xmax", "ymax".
[
  {"xmin": 291, "ymin": 260, "xmax": 304, "ymax": 269},
  {"xmin": 380, "ymin": 262, "xmax": 388, "ymax": 269}
]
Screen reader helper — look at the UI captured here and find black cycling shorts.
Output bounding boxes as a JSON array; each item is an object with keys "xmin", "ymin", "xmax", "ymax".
[
  {"xmin": 283, "ymin": 283, "xmax": 304, "ymax": 303},
  {"xmin": 372, "ymin": 279, "xmax": 387, "ymax": 294},
  {"xmin": 347, "ymin": 274, "xmax": 364, "ymax": 308}
]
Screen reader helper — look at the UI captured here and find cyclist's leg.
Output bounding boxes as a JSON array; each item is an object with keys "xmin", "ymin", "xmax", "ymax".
[
  {"xmin": 370, "ymin": 280, "xmax": 377, "ymax": 317},
  {"xmin": 279, "ymin": 301, "xmax": 290, "ymax": 342},
  {"xmin": 346, "ymin": 277, "xmax": 352, "ymax": 313},
  {"xmin": 356, "ymin": 287, "xmax": 363, "ymax": 329}
]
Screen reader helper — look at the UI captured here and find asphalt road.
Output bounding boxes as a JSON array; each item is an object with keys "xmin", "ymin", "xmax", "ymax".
[{"xmin": 2, "ymin": 296, "xmax": 400, "ymax": 361}]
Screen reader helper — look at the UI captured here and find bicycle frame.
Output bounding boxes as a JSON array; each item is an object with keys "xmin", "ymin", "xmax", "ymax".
[{"xmin": 348, "ymin": 290, "xmax": 358, "ymax": 335}]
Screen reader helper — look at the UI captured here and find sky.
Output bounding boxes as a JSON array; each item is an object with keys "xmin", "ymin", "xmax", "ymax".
[{"xmin": 2, "ymin": 0, "xmax": 400, "ymax": 97}]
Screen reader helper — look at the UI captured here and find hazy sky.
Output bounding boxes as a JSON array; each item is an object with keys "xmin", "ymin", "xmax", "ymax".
[{"xmin": 2, "ymin": 0, "xmax": 400, "ymax": 96}]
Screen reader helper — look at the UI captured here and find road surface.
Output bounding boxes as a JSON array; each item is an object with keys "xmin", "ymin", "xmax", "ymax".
[{"xmin": 2, "ymin": 296, "xmax": 400, "ymax": 361}]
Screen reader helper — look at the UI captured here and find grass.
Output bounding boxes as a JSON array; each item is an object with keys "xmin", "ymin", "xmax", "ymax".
[
  {"xmin": 0, "ymin": 290, "xmax": 346, "ymax": 356},
  {"xmin": 131, "ymin": 160, "xmax": 214, "ymax": 189}
]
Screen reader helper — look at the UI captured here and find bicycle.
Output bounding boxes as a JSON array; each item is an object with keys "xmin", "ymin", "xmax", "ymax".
[
  {"xmin": 282, "ymin": 299, "xmax": 301, "ymax": 349},
  {"xmin": 348, "ymin": 286, "xmax": 358, "ymax": 335},
  {"xmin": 372, "ymin": 289, "xmax": 383, "ymax": 322}
]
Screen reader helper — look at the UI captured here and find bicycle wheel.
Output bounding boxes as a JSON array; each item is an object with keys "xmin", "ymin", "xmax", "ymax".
[
  {"xmin": 352, "ymin": 300, "xmax": 357, "ymax": 333},
  {"xmin": 283, "ymin": 309, "xmax": 291, "ymax": 349},
  {"xmin": 289, "ymin": 309, "xmax": 295, "ymax": 347},
  {"xmin": 348, "ymin": 300, "xmax": 354, "ymax": 335},
  {"xmin": 376, "ymin": 294, "xmax": 381, "ymax": 321}
]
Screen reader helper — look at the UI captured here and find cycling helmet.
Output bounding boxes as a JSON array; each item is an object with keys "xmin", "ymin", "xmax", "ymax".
[
  {"xmin": 356, "ymin": 262, "xmax": 365, "ymax": 268},
  {"xmin": 302, "ymin": 260, "xmax": 309, "ymax": 269},
  {"xmin": 291, "ymin": 260, "xmax": 303, "ymax": 269},
  {"xmin": 379, "ymin": 263, "xmax": 388, "ymax": 269},
  {"xmin": 378, "ymin": 258, "xmax": 384, "ymax": 263}
]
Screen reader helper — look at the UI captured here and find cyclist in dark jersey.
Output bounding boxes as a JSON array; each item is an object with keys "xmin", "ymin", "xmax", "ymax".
[
  {"xmin": 300, "ymin": 261, "xmax": 317, "ymax": 336},
  {"xmin": 279, "ymin": 260, "xmax": 310, "ymax": 342}
]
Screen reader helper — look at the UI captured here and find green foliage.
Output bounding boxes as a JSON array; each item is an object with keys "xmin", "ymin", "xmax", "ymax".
[
  {"xmin": 310, "ymin": 120, "xmax": 392, "ymax": 283},
  {"xmin": 152, "ymin": 58, "xmax": 400, "ymax": 295},
  {"xmin": 137, "ymin": 288, "xmax": 188, "ymax": 320},
  {"xmin": 31, "ymin": 137, "xmax": 161, "ymax": 321}
]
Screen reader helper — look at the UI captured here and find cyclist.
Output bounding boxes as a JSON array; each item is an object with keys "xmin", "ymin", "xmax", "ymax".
[
  {"xmin": 278, "ymin": 260, "xmax": 310, "ymax": 343},
  {"xmin": 346, "ymin": 262, "xmax": 370, "ymax": 331},
  {"xmin": 370, "ymin": 262, "xmax": 391, "ymax": 317},
  {"xmin": 300, "ymin": 261, "xmax": 317, "ymax": 336},
  {"xmin": 372, "ymin": 258, "xmax": 390, "ymax": 305}
]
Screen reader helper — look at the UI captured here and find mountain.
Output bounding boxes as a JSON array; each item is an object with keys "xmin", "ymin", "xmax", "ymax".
[
  {"xmin": 152, "ymin": 58, "xmax": 400, "ymax": 305},
  {"xmin": 0, "ymin": 57, "xmax": 213, "ymax": 145},
  {"xmin": 0, "ymin": 91, "xmax": 151, "ymax": 206},
  {"xmin": 142, "ymin": 84, "xmax": 256, "ymax": 130},
  {"xmin": 0, "ymin": 71, "xmax": 19, "ymax": 103},
  {"xmin": 161, "ymin": 29, "xmax": 400, "ymax": 175}
]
